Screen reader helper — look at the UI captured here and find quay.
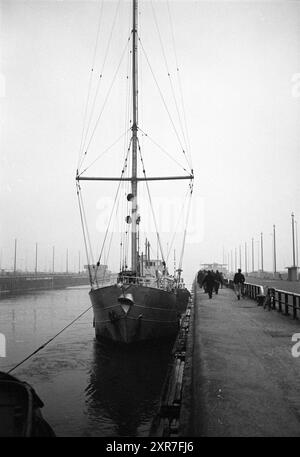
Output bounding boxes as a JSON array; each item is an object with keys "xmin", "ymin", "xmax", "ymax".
[
  {"xmin": 0, "ymin": 272, "xmax": 90, "ymax": 296},
  {"xmin": 153, "ymin": 279, "xmax": 300, "ymax": 437}
]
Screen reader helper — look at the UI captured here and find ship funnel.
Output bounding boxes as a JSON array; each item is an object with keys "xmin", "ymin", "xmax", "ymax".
[{"xmin": 118, "ymin": 293, "xmax": 134, "ymax": 314}]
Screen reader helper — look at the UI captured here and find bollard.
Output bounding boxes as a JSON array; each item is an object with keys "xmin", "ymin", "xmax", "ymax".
[{"xmin": 256, "ymin": 286, "xmax": 265, "ymax": 306}]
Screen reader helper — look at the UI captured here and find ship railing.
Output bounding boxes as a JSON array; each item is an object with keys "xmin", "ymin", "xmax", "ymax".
[{"xmin": 118, "ymin": 275, "xmax": 176, "ymax": 290}]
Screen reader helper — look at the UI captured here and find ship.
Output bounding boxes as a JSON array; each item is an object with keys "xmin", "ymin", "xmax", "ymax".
[
  {"xmin": 76, "ymin": 0, "xmax": 194, "ymax": 344},
  {"xmin": 0, "ymin": 371, "xmax": 55, "ymax": 437}
]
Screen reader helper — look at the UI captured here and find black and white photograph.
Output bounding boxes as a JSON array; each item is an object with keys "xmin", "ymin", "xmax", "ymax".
[{"xmin": 1, "ymin": 0, "xmax": 300, "ymax": 443}]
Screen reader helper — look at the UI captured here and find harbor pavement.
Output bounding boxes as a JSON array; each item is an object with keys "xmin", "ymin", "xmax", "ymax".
[{"xmin": 192, "ymin": 284, "xmax": 300, "ymax": 437}]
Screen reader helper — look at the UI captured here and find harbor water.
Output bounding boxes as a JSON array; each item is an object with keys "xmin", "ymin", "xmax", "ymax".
[{"xmin": 0, "ymin": 287, "xmax": 174, "ymax": 436}]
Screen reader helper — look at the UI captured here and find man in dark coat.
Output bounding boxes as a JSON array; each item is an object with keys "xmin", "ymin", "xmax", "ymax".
[
  {"xmin": 215, "ymin": 270, "xmax": 222, "ymax": 294},
  {"xmin": 197, "ymin": 269, "xmax": 206, "ymax": 288},
  {"xmin": 202, "ymin": 270, "xmax": 216, "ymax": 299},
  {"xmin": 233, "ymin": 268, "xmax": 245, "ymax": 300}
]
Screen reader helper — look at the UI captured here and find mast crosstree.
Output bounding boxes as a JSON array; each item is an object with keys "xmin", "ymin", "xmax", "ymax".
[{"xmin": 76, "ymin": 0, "xmax": 194, "ymax": 280}]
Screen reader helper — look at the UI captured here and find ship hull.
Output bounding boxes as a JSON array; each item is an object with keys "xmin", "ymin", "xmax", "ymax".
[
  {"xmin": 176, "ymin": 288, "xmax": 191, "ymax": 313},
  {"xmin": 89, "ymin": 284, "xmax": 180, "ymax": 344}
]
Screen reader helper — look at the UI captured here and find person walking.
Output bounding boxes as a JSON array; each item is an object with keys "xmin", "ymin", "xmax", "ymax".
[
  {"xmin": 197, "ymin": 270, "xmax": 205, "ymax": 288},
  {"xmin": 215, "ymin": 270, "xmax": 222, "ymax": 294},
  {"xmin": 202, "ymin": 270, "xmax": 216, "ymax": 299},
  {"xmin": 233, "ymin": 268, "xmax": 245, "ymax": 300}
]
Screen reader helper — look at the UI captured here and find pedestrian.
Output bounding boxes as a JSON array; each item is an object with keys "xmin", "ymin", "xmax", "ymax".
[
  {"xmin": 219, "ymin": 272, "xmax": 224, "ymax": 288},
  {"xmin": 197, "ymin": 269, "xmax": 205, "ymax": 288},
  {"xmin": 202, "ymin": 270, "xmax": 216, "ymax": 299},
  {"xmin": 215, "ymin": 270, "xmax": 222, "ymax": 294},
  {"xmin": 233, "ymin": 268, "xmax": 245, "ymax": 300}
]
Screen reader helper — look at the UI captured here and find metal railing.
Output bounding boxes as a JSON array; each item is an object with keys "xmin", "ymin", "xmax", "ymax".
[
  {"xmin": 111, "ymin": 275, "xmax": 176, "ymax": 291},
  {"xmin": 225, "ymin": 279, "xmax": 300, "ymax": 319}
]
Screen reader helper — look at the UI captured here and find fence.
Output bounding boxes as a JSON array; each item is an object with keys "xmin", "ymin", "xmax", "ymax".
[{"xmin": 226, "ymin": 279, "xmax": 300, "ymax": 319}]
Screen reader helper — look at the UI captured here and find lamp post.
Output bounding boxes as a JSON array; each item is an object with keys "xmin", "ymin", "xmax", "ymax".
[
  {"xmin": 244, "ymin": 242, "xmax": 247, "ymax": 275},
  {"xmin": 66, "ymin": 248, "xmax": 69, "ymax": 274},
  {"xmin": 296, "ymin": 220, "xmax": 299, "ymax": 267},
  {"xmin": 235, "ymin": 248, "xmax": 237, "ymax": 272},
  {"xmin": 13, "ymin": 238, "xmax": 17, "ymax": 274},
  {"xmin": 35, "ymin": 243, "xmax": 38, "ymax": 274},
  {"xmin": 260, "ymin": 232, "xmax": 264, "ymax": 272},
  {"xmin": 273, "ymin": 225, "xmax": 277, "ymax": 276},
  {"xmin": 251, "ymin": 237, "xmax": 254, "ymax": 272},
  {"xmin": 292, "ymin": 212, "xmax": 296, "ymax": 267}
]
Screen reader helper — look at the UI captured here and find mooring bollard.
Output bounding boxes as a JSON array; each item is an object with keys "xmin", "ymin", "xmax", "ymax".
[{"xmin": 257, "ymin": 286, "xmax": 265, "ymax": 306}]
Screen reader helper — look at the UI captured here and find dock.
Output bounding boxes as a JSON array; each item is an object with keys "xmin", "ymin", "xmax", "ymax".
[
  {"xmin": 153, "ymin": 280, "xmax": 300, "ymax": 437},
  {"xmin": 0, "ymin": 273, "xmax": 90, "ymax": 296}
]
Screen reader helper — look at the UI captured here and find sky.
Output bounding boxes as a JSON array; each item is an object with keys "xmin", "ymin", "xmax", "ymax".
[{"xmin": 1, "ymin": 0, "xmax": 300, "ymax": 286}]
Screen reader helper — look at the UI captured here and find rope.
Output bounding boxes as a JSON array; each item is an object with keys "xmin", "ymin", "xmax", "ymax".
[
  {"xmin": 137, "ymin": 140, "xmax": 165, "ymax": 263},
  {"xmin": 80, "ymin": 36, "xmax": 131, "ymax": 171},
  {"xmin": 178, "ymin": 180, "xmax": 194, "ymax": 271},
  {"xmin": 167, "ymin": 0, "xmax": 193, "ymax": 170},
  {"xmin": 94, "ymin": 141, "xmax": 131, "ymax": 282},
  {"xmin": 77, "ymin": 0, "xmax": 104, "ymax": 171},
  {"xmin": 138, "ymin": 126, "xmax": 188, "ymax": 174},
  {"xmin": 79, "ymin": 0, "xmax": 122, "ymax": 170},
  {"xmin": 79, "ymin": 186, "xmax": 95, "ymax": 269},
  {"xmin": 138, "ymin": 37, "xmax": 191, "ymax": 172},
  {"xmin": 150, "ymin": 0, "xmax": 190, "ymax": 170},
  {"xmin": 7, "ymin": 305, "xmax": 93, "ymax": 374},
  {"xmin": 78, "ymin": 129, "xmax": 130, "ymax": 176},
  {"xmin": 76, "ymin": 182, "xmax": 93, "ymax": 285},
  {"xmin": 165, "ymin": 186, "xmax": 190, "ymax": 262}
]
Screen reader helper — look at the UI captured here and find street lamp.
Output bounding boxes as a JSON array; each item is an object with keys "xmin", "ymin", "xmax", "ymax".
[
  {"xmin": 292, "ymin": 212, "xmax": 296, "ymax": 267},
  {"xmin": 260, "ymin": 232, "xmax": 264, "ymax": 272}
]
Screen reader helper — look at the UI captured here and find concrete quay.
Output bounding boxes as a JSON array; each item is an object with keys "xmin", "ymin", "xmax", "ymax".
[{"xmin": 186, "ymin": 284, "xmax": 300, "ymax": 437}]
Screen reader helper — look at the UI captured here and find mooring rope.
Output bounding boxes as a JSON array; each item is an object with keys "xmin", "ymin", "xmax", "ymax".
[{"xmin": 7, "ymin": 305, "xmax": 93, "ymax": 375}]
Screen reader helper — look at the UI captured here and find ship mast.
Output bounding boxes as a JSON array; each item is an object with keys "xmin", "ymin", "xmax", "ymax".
[{"xmin": 131, "ymin": 0, "xmax": 138, "ymax": 272}]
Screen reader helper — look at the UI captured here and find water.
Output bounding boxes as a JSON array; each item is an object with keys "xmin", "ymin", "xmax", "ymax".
[{"xmin": 0, "ymin": 287, "xmax": 173, "ymax": 436}]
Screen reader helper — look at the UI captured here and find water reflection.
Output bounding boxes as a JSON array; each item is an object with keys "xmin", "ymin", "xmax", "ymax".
[{"xmin": 85, "ymin": 340, "xmax": 174, "ymax": 436}]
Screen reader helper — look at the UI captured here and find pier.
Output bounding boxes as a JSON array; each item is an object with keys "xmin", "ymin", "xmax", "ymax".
[
  {"xmin": 153, "ymin": 278, "xmax": 300, "ymax": 437},
  {"xmin": 0, "ymin": 272, "xmax": 90, "ymax": 296}
]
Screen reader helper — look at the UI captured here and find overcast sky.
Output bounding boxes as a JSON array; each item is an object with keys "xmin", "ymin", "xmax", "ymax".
[{"xmin": 1, "ymin": 0, "xmax": 300, "ymax": 285}]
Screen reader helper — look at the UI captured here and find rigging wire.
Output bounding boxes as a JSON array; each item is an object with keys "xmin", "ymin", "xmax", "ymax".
[
  {"xmin": 138, "ymin": 37, "xmax": 192, "ymax": 173},
  {"xmin": 137, "ymin": 139, "xmax": 165, "ymax": 264},
  {"xmin": 78, "ymin": 129, "xmax": 131, "ymax": 176},
  {"xmin": 167, "ymin": 0, "xmax": 193, "ymax": 170},
  {"xmin": 80, "ymin": 36, "xmax": 131, "ymax": 170},
  {"xmin": 76, "ymin": 182, "xmax": 93, "ymax": 285},
  {"xmin": 138, "ymin": 126, "xmax": 189, "ymax": 174},
  {"xmin": 79, "ymin": 0, "xmax": 123, "ymax": 170},
  {"xmin": 150, "ymin": 0, "xmax": 190, "ymax": 169},
  {"xmin": 79, "ymin": 186, "xmax": 95, "ymax": 268},
  {"xmin": 178, "ymin": 179, "xmax": 194, "ymax": 272},
  {"xmin": 93, "ymin": 141, "xmax": 131, "ymax": 282},
  {"xmin": 7, "ymin": 305, "xmax": 93, "ymax": 375},
  {"xmin": 77, "ymin": 0, "xmax": 104, "ymax": 171},
  {"xmin": 165, "ymin": 185, "xmax": 191, "ymax": 263}
]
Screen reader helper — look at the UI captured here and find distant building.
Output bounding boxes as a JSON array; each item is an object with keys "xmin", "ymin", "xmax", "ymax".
[{"xmin": 201, "ymin": 263, "xmax": 228, "ymax": 275}]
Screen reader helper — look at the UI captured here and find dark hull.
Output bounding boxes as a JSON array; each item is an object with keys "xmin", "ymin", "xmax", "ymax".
[
  {"xmin": 89, "ymin": 284, "xmax": 181, "ymax": 344},
  {"xmin": 0, "ymin": 372, "xmax": 55, "ymax": 437},
  {"xmin": 176, "ymin": 288, "xmax": 191, "ymax": 313}
]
